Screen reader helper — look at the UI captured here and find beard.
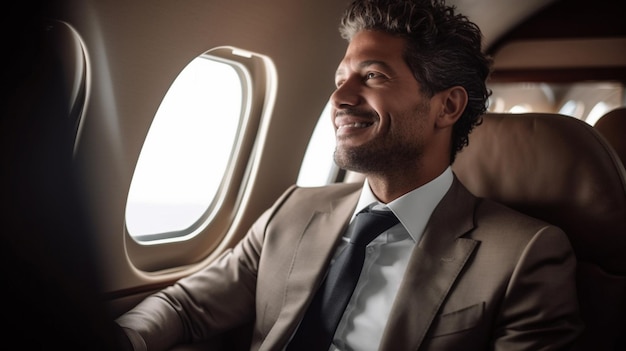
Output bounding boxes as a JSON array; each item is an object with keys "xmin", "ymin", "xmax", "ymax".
[
  {"xmin": 333, "ymin": 102, "xmax": 429, "ymax": 175},
  {"xmin": 333, "ymin": 134, "xmax": 424, "ymax": 174}
]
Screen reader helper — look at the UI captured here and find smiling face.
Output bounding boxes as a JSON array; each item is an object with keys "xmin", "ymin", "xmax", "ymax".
[{"xmin": 331, "ymin": 30, "xmax": 438, "ymax": 179}]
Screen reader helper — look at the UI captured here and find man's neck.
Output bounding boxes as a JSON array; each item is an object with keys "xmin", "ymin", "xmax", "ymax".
[{"xmin": 365, "ymin": 164, "xmax": 450, "ymax": 203}]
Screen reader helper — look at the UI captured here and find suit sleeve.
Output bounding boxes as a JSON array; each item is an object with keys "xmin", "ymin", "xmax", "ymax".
[
  {"xmin": 115, "ymin": 186, "xmax": 298, "ymax": 351},
  {"xmin": 494, "ymin": 225, "xmax": 584, "ymax": 350}
]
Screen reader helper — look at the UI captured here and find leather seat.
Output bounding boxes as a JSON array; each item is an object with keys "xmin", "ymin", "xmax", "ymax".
[
  {"xmin": 452, "ymin": 112, "xmax": 626, "ymax": 350},
  {"xmin": 594, "ymin": 107, "xmax": 626, "ymax": 168}
]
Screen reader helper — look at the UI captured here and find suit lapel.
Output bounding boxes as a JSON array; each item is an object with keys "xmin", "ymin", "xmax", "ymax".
[
  {"xmin": 283, "ymin": 192, "xmax": 359, "ymax": 307},
  {"xmin": 379, "ymin": 178, "xmax": 479, "ymax": 350},
  {"xmin": 261, "ymin": 186, "xmax": 361, "ymax": 349}
]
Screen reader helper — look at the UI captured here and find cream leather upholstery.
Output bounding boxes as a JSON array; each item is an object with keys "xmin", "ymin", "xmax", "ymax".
[{"xmin": 452, "ymin": 112, "xmax": 626, "ymax": 350}]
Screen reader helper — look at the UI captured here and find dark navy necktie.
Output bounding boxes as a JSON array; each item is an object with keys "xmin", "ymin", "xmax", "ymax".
[{"xmin": 286, "ymin": 206, "xmax": 399, "ymax": 350}]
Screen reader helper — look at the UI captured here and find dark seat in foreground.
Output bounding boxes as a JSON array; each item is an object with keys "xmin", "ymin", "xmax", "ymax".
[{"xmin": 594, "ymin": 107, "xmax": 626, "ymax": 169}]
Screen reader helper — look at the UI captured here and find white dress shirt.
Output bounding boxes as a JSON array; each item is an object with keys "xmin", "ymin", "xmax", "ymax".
[{"xmin": 330, "ymin": 167, "xmax": 453, "ymax": 351}]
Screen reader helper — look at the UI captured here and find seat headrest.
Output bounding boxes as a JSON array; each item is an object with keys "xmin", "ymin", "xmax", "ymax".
[
  {"xmin": 39, "ymin": 20, "xmax": 88, "ymax": 152},
  {"xmin": 594, "ymin": 107, "xmax": 626, "ymax": 168},
  {"xmin": 452, "ymin": 113, "xmax": 626, "ymax": 274}
]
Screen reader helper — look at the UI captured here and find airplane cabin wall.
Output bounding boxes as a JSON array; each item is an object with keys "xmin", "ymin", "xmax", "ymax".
[{"xmin": 54, "ymin": 0, "xmax": 348, "ymax": 296}]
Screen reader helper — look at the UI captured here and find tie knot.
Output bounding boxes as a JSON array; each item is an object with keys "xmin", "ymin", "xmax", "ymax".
[{"xmin": 349, "ymin": 208, "xmax": 399, "ymax": 246}]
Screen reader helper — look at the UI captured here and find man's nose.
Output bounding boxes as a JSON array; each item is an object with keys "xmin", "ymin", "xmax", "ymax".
[{"xmin": 331, "ymin": 78, "xmax": 361, "ymax": 108}]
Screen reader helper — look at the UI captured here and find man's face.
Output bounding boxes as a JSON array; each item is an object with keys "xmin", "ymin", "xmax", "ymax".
[{"xmin": 331, "ymin": 30, "xmax": 437, "ymax": 175}]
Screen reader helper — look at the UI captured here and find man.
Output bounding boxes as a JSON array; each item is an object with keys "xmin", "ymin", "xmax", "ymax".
[{"xmin": 116, "ymin": 0, "xmax": 583, "ymax": 350}]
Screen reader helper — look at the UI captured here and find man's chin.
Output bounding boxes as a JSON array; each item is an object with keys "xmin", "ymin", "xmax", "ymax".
[{"xmin": 333, "ymin": 155, "xmax": 371, "ymax": 174}]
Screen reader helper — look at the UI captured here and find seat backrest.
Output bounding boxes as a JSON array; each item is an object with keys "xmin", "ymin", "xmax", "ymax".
[
  {"xmin": 41, "ymin": 19, "xmax": 89, "ymax": 151},
  {"xmin": 452, "ymin": 112, "xmax": 626, "ymax": 350},
  {"xmin": 594, "ymin": 107, "xmax": 626, "ymax": 169},
  {"xmin": 1, "ymin": 17, "xmax": 122, "ymax": 349}
]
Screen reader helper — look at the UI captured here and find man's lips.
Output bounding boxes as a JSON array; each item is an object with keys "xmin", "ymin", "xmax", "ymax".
[
  {"xmin": 334, "ymin": 117, "xmax": 376, "ymax": 139},
  {"xmin": 336, "ymin": 121, "xmax": 374, "ymax": 130},
  {"xmin": 334, "ymin": 109, "xmax": 378, "ymax": 131}
]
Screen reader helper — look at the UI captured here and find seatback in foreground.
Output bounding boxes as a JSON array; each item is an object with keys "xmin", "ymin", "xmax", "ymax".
[
  {"xmin": 594, "ymin": 107, "xmax": 626, "ymax": 169},
  {"xmin": 452, "ymin": 112, "xmax": 626, "ymax": 350}
]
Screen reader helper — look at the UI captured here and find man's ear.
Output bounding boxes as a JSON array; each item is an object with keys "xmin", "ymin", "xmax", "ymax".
[{"xmin": 435, "ymin": 86, "xmax": 468, "ymax": 128}]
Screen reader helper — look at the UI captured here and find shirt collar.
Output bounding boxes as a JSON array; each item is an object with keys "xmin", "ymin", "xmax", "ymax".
[{"xmin": 352, "ymin": 167, "xmax": 454, "ymax": 243}]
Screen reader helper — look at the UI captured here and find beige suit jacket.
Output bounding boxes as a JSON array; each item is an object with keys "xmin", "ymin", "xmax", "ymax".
[{"xmin": 118, "ymin": 176, "xmax": 583, "ymax": 351}]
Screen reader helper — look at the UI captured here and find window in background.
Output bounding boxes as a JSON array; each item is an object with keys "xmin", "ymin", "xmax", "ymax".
[
  {"xmin": 126, "ymin": 54, "xmax": 244, "ymax": 242},
  {"xmin": 488, "ymin": 82, "xmax": 624, "ymax": 125},
  {"xmin": 297, "ymin": 102, "xmax": 339, "ymax": 187},
  {"xmin": 509, "ymin": 104, "xmax": 532, "ymax": 113},
  {"xmin": 585, "ymin": 102, "xmax": 611, "ymax": 126},
  {"xmin": 559, "ymin": 100, "xmax": 585, "ymax": 118}
]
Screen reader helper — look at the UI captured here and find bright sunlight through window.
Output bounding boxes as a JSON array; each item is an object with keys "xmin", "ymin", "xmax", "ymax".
[
  {"xmin": 297, "ymin": 102, "xmax": 338, "ymax": 187},
  {"xmin": 126, "ymin": 55, "xmax": 243, "ymax": 240}
]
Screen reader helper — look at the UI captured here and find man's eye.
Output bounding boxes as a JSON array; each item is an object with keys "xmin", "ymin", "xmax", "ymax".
[{"xmin": 365, "ymin": 72, "xmax": 378, "ymax": 80}]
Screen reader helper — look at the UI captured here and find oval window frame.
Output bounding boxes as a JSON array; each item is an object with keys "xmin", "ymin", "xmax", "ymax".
[{"xmin": 124, "ymin": 46, "xmax": 276, "ymax": 272}]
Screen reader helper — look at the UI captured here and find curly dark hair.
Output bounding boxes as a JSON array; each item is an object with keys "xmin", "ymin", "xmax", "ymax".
[{"xmin": 339, "ymin": 0, "xmax": 492, "ymax": 163}]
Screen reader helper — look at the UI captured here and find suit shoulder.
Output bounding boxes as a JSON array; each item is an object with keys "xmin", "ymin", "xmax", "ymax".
[
  {"xmin": 451, "ymin": 179, "xmax": 562, "ymax": 236},
  {"xmin": 285, "ymin": 182, "xmax": 362, "ymax": 203},
  {"xmin": 467, "ymin": 198, "xmax": 573, "ymax": 266},
  {"xmin": 474, "ymin": 197, "xmax": 564, "ymax": 236},
  {"xmin": 263, "ymin": 182, "xmax": 361, "ymax": 224}
]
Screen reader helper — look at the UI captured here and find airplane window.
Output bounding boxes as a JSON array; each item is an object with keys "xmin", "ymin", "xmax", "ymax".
[
  {"xmin": 559, "ymin": 100, "xmax": 585, "ymax": 119},
  {"xmin": 488, "ymin": 82, "xmax": 624, "ymax": 125},
  {"xmin": 297, "ymin": 102, "xmax": 339, "ymax": 186},
  {"xmin": 489, "ymin": 82, "xmax": 555, "ymax": 114},
  {"xmin": 489, "ymin": 97, "xmax": 506, "ymax": 113},
  {"xmin": 509, "ymin": 104, "xmax": 532, "ymax": 113},
  {"xmin": 586, "ymin": 101, "xmax": 610, "ymax": 126},
  {"xmin": 126, "ymin": 54, "xmax": 243, "ymax": 241}
]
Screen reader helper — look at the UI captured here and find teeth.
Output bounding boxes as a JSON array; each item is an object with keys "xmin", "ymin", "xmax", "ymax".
[{"xmin": 339, "ymin": 122, "xmax": 371, "ymax": 129}]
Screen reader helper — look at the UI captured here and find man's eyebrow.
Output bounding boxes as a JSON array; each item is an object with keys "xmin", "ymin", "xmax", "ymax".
[
  {"xmin": 359, "ymin": 60, "xmax": 393, "ymax": 71},
  {"xmin": 335, "ymin": 60, "xmax": 394, "ymax": 78}
]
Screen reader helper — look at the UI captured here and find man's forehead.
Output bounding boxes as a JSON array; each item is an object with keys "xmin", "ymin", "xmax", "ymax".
[{"xmin": 336, "ymin": 31, "xmax": 407, "ymax": 74}]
